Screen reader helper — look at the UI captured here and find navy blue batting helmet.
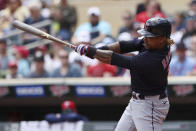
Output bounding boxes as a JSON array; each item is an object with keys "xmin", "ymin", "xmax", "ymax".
[{"xmin": 137, "ymin": 17, "xmax": 171, "ymax": 38}]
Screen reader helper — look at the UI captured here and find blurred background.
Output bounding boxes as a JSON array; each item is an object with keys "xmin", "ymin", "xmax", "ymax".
[{"xmin": 0, "ymin": 0, "xmax": 196, "ymax": 130}]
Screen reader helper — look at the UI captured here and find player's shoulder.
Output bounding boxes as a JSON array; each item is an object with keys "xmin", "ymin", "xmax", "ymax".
[{"xmin": 136, "ymin": 49, "xmax": 163, "ymax": 62}]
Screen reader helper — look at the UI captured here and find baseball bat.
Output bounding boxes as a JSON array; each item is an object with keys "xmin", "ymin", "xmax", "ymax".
[{"xmin": 12, "ymin": 20, "xmax": 76, "ymax": 49}]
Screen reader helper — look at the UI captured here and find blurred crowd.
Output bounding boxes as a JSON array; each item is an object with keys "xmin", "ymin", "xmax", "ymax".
[{"xmin": 0, "ymin": 0, "xmax": 196, "ymax": 79}]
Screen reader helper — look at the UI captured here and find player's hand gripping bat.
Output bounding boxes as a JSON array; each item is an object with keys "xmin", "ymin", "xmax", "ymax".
[{"xmin": 13, "ymin": 20, "xmax": 76, "ymax": 49}]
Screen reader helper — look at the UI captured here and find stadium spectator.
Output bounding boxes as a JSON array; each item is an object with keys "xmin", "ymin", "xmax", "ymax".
[
  {"xmin": 170, "ymin": 12, "xmax": 186, "ymax": 47},
  {"xmin": 118, "ymin": 23, "xmax": 141, "ymax": 41},
  {"xmin": 45, "ymin": 100, "xmax": 88, "ymax": 123},
  {"xmin": 188, "ymin": 0, "xmax": 196, "ymax": 16},
  {"xmin": 6, "ymin": 61, "xmax": 22, "ymax": 79},
  {"xmin": 14, "ymin": 46, "xmax": 30, "ymax": 77},
  {"xmin": 51, "ymin": 0, "xmax": 77, "ymax": 41},
  {"xmin": 50, "ymin": 49, "xmax": 83, "ymax": 77},
  {"xmin": 0, "ymin": 0, "xmax": 30, "ymax": 33},
  {"xmin": 118, "ymin": 10, "xmax": 134, "ymax": 35},
  {"xmin": 0, "ymin": 39, "xmax": 9, "ymax": 75},
  {"xmin": 172, "ymin": 12, "xmax": 186, "ymax": 32},
  {"xmin": 23, "ymin": 3, "xmax": 48, "ymax": 45},
  {"xmin": 187, "ymin": 35, "xmax": 196, "ymax": 61},
  {"xmin": 22, "ymin": 0, "xmax": 51, "ymax": 19},
  {"xmin": 181, "ymin": 15, "xmax": 196, "ymax": 48},
  {"xmin": 43, "ymin": 42, "xmax": 64, "ymax": 74},
  {"xmin": 117, "ymin": 10, "xmax": 140, "ymax": 42},
  {"xmin": 135, "ymin": 0, "xmax": 165, "ymax": 24},
  {"xmin": 136, "ymin": 0, "xmax": 151, "ymax": 15},
  {"xmin": 169, "ymin": 43, "xmax": 195, "ymax": 76},
  {"xmin": 32, "ymin": 45, "xmax": 53, "ymax": 74},
  {"xmin": 24, "ymin": 3, "xmax": 45, "ymax": 25},
  {"xmin": 29, "ymin": 52, "xmax": 49, "ymax": 78},
  {"xmin": 87, "ymin": 61, "xmax": 117, "ymax": 77},
  {"xmin": 40, "ymin": 0, "xmax": 51, "ymax": 19},
  {"xmin": 72, "ymin": 6, "xmax": 112, "ymax": 45}
]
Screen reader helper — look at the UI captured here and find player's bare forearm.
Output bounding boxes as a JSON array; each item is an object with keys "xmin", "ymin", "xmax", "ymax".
[
  {"xmin": 94, "ymin": 49, "xmax": 113, "ymax": 64},
  {"xmin": 105, "ymin": 42, "xmax": 121, "ymax": 53}
]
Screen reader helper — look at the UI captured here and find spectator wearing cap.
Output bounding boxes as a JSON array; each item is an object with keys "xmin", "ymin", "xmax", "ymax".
[
  {"xmin": 6, "ymin": 61, "xmax": 22, "ymax": 79},
  {"xmin": 51, "ymin": 0, "xmax": 77, "ymax": 41},
  {"xmin": 14, "ymin": 46, "xmax": 30, "ymax": 77},
  {"xmin": 45, "ymin": 100, "xmax": 88, "ymax": 123},
  {"xmin": 50, "ymin": 49, "xmax": 82, "ymax": 77},
  {"xmin": 34, "ymin": 45, "xmax": 57, "ymax": 74},
  {"xmin": 0, "ymin": 39, "xmax": 9, "ymax": 75},
  {"xmin": 29, "ymin": 53, "xmax": 49, "ymax": 78},
  {"xmin": 72, "ymin": 6, "xmax": 112, "ymax": 45},
  {"xmin": 169, "ymin": 43, "xmax": 195, "ymax": 76}
]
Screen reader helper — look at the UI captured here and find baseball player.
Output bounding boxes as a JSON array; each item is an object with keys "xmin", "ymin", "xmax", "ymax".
[
  {"xmin": 75, "ymin": 17, "xmax": 173, "ymax": 131},
  {"xmin": 45, "ymin": 100, "xmax": 88, "ymax": 123}
]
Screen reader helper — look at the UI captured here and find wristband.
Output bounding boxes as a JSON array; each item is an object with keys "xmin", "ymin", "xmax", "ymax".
[{"xmin": 86, "ymin": 46, "xmax": 97, "ymax": 59}]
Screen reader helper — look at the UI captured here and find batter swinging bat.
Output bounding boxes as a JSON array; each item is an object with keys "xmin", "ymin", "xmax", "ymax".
[{"xmin": 12, "ymin": 20, "xmax": 76, "ymax": 49}]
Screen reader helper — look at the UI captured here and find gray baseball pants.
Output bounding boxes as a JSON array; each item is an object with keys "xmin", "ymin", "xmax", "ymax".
[{"xmin": 115, "ymin": 95, "xmax": 169, "ymax": 131}]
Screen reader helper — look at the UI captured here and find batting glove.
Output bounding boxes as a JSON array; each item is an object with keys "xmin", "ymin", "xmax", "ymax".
[
  {"xmin": 75, "ymin": 44, "xmax": 97, "ymax": 59},
  {"xmin": 75, "ymin": 44, "xmax": 88, "ymax": 55}
]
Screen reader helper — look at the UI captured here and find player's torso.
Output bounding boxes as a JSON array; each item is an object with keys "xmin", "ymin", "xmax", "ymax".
[{"xmin": 130, "ymin": 43, "xmax": 171, "ymax": 95}]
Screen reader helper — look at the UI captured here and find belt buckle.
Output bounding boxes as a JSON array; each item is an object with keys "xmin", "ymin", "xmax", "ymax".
[
  {"xmin": 132, "ymin": 93, "xmax": 137, "ymax": 99},
  {"xmin": 132, "ymin": 92, "xmax": 140, "ymax": 100}
]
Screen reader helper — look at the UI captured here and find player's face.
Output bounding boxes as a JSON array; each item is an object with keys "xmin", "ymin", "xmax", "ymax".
[{"xmin": 144, "ymin": 37, "xmax": 165, "ymax": 50}]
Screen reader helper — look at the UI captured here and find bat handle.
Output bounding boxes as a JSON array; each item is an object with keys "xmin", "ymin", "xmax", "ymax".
[{"xmin": 70, "ymin": 44, "xmax": 76, "ymax": 50}]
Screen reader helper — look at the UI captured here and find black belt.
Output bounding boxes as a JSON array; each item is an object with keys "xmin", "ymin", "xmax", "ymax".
[{"xmin": 132, "ymin": 92, "xmax": 167, "ymax": 100}]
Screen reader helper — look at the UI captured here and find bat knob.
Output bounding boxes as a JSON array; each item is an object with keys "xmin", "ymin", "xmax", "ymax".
[{"xmin": 70, "ymin": 45, "xmax": 76, "ymax": 50}]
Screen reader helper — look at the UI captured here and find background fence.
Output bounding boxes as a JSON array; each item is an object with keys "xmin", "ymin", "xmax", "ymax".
[{"xmin": 0, "ymin": 121, "xmax": 196, "ymax": 131}]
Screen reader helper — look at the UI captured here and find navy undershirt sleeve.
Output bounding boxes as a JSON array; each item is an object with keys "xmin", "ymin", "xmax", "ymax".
[
  {"xmin": 119, "ymin": 38, "xmax": 144, "ymax": 53},
  {"xmin": 111, "ymin": 53, "xmax": 135, "ymax": 69}
]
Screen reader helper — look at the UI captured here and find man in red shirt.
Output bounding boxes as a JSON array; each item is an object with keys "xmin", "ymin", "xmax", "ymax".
[
  {"xmin": 135, "ymin": 0, "xmax": 165, "ymax": 24},
  {"xmin": 87, "ymin": 61, "xmax": 117, "ymax": 77}
]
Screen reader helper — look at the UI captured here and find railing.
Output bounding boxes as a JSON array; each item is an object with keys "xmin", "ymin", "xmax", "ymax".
[
  {"xmin": 0, "ymin": 20, "xmax": 54, "ymax": 54},
  {"xmin": 0, "ymin": 76, "xmax": 196, "ymax": 86},
  {"xmin": 0, "ymin": 77, "xmax": 196, "ymax": 106},
  {"xmin": 0, "ymin": 121, "xmax": 196, "ymax": 131}
]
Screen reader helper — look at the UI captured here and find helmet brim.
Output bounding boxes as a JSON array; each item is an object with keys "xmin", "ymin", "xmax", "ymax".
[{"xmin": 137, "ymin": 29, "xmax": 156, "ymax": 37}]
